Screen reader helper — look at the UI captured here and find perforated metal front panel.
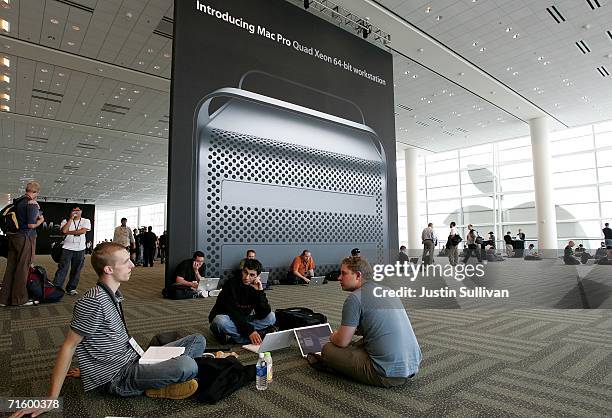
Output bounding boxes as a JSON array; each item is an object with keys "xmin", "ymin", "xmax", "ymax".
[{"xmin": 199, "ymin": 127, "xmax": 386, "ymax": 280}]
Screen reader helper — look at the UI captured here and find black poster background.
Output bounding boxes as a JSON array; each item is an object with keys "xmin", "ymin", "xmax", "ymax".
[
  {"xmin": 36, "ymin": 202, "xmax": 95, "ymax": 254},
  {"xmin": 168, "ymin": 0, "xmax": 397, "ymax": 283}
]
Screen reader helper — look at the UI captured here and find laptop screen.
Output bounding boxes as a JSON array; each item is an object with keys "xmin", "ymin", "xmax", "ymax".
[{"xmin": 293, "ymin": 324, "xmax": 332, "ymax": 356}]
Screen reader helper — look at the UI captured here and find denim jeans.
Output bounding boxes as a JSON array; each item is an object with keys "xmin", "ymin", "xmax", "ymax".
[
  {"xmin": 210, "ymin": 312, "xmax": 276, "ymax": 344},
  {"xmin": 53, "ymin": 249, "xmax": 85, "ymax": 292},
  {"xmin": 462, "ymin": 244, "xmax": 482, "ymax": 263},
  {"xmin": 107, "ymin": 334, "xmax": 206, "ymax": 397}
]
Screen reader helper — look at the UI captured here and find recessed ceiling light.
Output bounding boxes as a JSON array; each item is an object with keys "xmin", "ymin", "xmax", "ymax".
[
  {"xmin": 543, "ymin": 61, "xmax": 550, "ymax": 65},
  {"xmin": 138, "ymin": 61, "xmax": 144, "ymax": 65},
  {"xmin": 436, "ymin": 15, "xmax": 442, "ymax": 21},
  {"xmin": 472, "ymin": 41, "xmax": 478, "ymax": 47},
  {"xmin": 67, "ymin": 41, "xmax": 75, "ymax": 46},
  {"xmin": 537, "ymin": 56, "xmax": 544, "ymax": 61},
  {"xmin": 40, "ymin": 68, "xmax": 48, "ymax": 73},
  {"xmin": 163, "ymin": 52, "xmax": 170, "ymax": 58},
  {"xmin": 505, "ymin": 27, "xmax": 512, "ymax": 32},
  {"xmin": 1, "ymin": 74, "xmax": 9, "ymax": 83},
  {"xmin": 153, "ymin": 65, "xmax": 160, "ymax": 70},
  {"xmin": 506, "ymin": 66, "xmax": 512, "ymax": 71},
  {"xmin": 412, "ymin": 74, "xmax": 418, "ymax": 78},
  {"xmin": 425, "ymin": 6, "xmax": 432, "ymax": 13},
  {"xmin": 512, "ymin": 71, "xmax": 518, "ymax": 76},
  {"xmin": 2, "ymin": 57, "xmax": 10, "ymax": 67},
  {"xmin": 458, "ymin": 72, "xmax": 465, "ymax": 76},
  {"xmin": 513, "ymin": 33, "xmax": 520, "ymax": 39},
  {"xmin": 50, "ymin": 18, "xmax": 59, "ymax": 24},
  {"xmin": 72, "ymin": 25, "xmax": 80, "ymax": 31},
  {"xmin": 133, "ymin": 90, "xmax": 140, "ymax": 94},
  {"xmin": 0, "ymin": 19, "xmax": 9, "ymax": 32},
  {"xmin": 479, "ymin": 47, "xmax": 486, "ymax": 52},
  {"xmin": 58, "ymin": 72, "xmax": 64, "ymax": 77}
]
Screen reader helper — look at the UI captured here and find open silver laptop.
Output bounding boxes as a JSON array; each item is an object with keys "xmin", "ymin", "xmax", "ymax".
[
  {"xmin": 198, "ymin": 277, "xmax": 220, "ymax": 292},
  {"xmin": 293, "ymin": 323, "xmax": 332, "ymax": 357},
  {"xmin": 303, "ymin": 276, "xmax": 325, "ymax": 286},
  {"xmin": 242, "ymin": 329, "xmax": 294, "ymax": 354},
  {"xmin": 259, "ymin": 272, "xmax": 269, "ymax": 287}
]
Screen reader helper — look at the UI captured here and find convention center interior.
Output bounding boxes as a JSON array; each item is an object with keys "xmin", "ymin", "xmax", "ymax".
[{"xmin": 0, "ymin": 0, "xmax": 611, "ymax": 416}]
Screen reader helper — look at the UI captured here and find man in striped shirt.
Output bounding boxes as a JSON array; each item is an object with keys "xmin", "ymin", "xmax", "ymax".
[{"xmin": 12, "ymin": 243, "xmax": 205, "ymax": 416}]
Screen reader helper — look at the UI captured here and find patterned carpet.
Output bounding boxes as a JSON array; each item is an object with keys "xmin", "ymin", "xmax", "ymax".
[{"xmin": 1, "ymin": 255, "xmax": 611, "ymax": 417}]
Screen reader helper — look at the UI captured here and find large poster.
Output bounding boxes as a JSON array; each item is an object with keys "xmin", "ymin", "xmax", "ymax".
[{"xmin": 168, "ymin": 0, "xmax": 397, "ymax": 285}]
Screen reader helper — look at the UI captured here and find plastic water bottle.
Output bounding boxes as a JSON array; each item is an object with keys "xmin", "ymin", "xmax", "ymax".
[
  {"xmin": 264, "ymin": 351, "xmax": 273, "ymax": 383},
  {"xmin": 256, "ymin": 353, "xmax": 268, "ymax": 390}
]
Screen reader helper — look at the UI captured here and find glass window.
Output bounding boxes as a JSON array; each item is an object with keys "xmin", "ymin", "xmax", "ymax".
[
  {"xmin": 426, "ymin": 150, "xmax": 458, "ymax": 162},
  {"xmin": 94, "ymin": 211, "xmax": 116, "ymax": 244},
  {"xmin": 501, "ymin": 176, "xmax": 534, "ymax": 193},
  {"xmin": 500, "ymin": 224, "xmax": 537, "ymax": 239},
  {"xmin": 596, "ymin": 149, "xmax": 612, "ymax": 167},
  {"xmin": 550, "ymin": 125, "xmax": 592, "ymax": 141},
  {"xmin": 428, "ymin": 199, "xmax": 461, "ymax": 214},
  {"xmin": 552, "ymin": 170, "xmax": 597, "ymax": 188},
  {"xmin": 460, "ymin": 144, "xmax": 492, "ymax": 157},
  {"xmin": 139, "ymin": 203, "xmax": 166, "ymax": 235},
  {"xmin": 427, "ymin": 185, "xmax": 460, "ymax": 200},
  {"xmin": 595, "ymin": 131, "xmax": 612, "ymax": 149},
  {"xmin": 597, "ymin": 166, "xmax": 612, "ymax": 182},
  {"xmin": 426, "ymin": 158, "xmax": 459, "ymax": 174},
  {"xmin": 461, "ymin": 181, "xmax": 494, "ymax": 196},
  {"xmin": 463, "ymin": 210, "xmax": 494, "ymax": 225},
  {"xmin": 499, "ymin": 162, "xmax": 533, "ymax": 179},
  {"xmin": 501, "ymin": 192, "xmax": 535, "ymax": 209},
  {"xmin": 551, "ymin": 136, "xmax": 593, "ymax": 156},
  {"xmin": 427, "ymin": 213, "xmax": 457, "ymax": 227},
  {"xmin": 552, "ymin": 152, "xmax": 595, "ymax": 173},
  {"xmin": 497, "ymin": 136, "xmax": 530, "ymax": 150},
  {"xmin": 503, "ymin": 207, "xmax": 536, "ymax": 223},
  {"xmin": 116, "ymin": 208, "xmax": 138, "ymax": 230},
  {"xmin": 556, "ymin": 203, "xmax": 600, "ymax": 220},
  {"xmin": 555, "ymin": 186, "xmax": 598, "ymax": 205},
  {"xmin": 461, "ymin": 168, "xmax": 493, "ymax": 184},
  {"xmin": 461, "ymin": 153, "xmax": 493, "ymax": 169},
  {"xmin": 556, "ymin": 221, "xmax": 603, "ymax": 239},
  {"xmin": 599, "ymin": 185, "xmax": 612, "ymax": 202},
  {"xmin": 427, "ymin": 171, "xmax": 459, "ymax": 187},
  {"xmin": 462, "ymin": 196, "xmax": 494, "ymax": 210},
  {"xmin": 499, "ymin": 146, "xmax": 532, "ymax": 163},
  {"xmin": 601, "ymin": 202, "xmax": 612, "ymax": 219},
  {"xmin": 594, "ymin": 120, "xmax": 612, "ymax": 133}
]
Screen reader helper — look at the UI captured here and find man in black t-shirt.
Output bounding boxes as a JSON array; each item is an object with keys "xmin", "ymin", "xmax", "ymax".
[
  {"xmin": 563, "ymin": 241, "xmax": 580, "ymax": 265},
  {"xmin": 603, "ymin": 223, "xmax": 612, "ymax": 247},
  {"xmin": 173, "ymin": 251, "xmax": 207, "ymax": 289}
]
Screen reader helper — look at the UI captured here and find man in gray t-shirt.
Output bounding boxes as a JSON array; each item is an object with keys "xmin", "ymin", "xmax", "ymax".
[{"xmin": 315, "ymin": 257, "xmax": 421, "ymax": 387}]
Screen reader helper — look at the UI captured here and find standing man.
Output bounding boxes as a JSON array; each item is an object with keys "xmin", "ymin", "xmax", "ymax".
[
  {"xmin": 113, "ymin": 217, "xmax": 135, "ymax": 255},
  {"xmin": 53, "ymin": 205, "xmax": 91, "ymax": 296},
  {"xmin": 158, "ymin": 230, "xmax": 168, "ymax": 264},
  {"xmin": 10, "ymin": 243, "xmax": 205, "ymax": 416},
  {"xmin": 504, "ymin": 231, "xmax": 514, "ymax": 257},
  {"xmin": 283, "ymin": 250, "xmax": 315, "ymax": 285},
  {"xmin": 462, "ymin": 224, "xmax": 483, "ymax": 263},
  {"xmin": 0, "ymin": 181, "xmax": 44, "ymax": 306},
  {"xmin": 516, "ymin": 228, "xmax": 526, "ymax": 241},
  {"xmin": 421, "ymin": 223, "xmax": 437, "ymax": 266},
  {"xmin": 602, "ymin": 223, "xmax": 612, "ymax": 247},
  {"xmin": 446, "ymin": 222, "xmax": 460, "ymax": 267},
  {"xmin": 309, "ymin": 256, "xmax": 421, "ymax": 387},
  {"xmin": 141, "ymin": 226, "xmax": 157, "ymax": 267}
]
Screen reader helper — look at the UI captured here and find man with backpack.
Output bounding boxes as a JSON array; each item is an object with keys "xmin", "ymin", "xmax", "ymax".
[
  {"xmin": 462, "ymin": 224, "xmax": 483, "ymax": 264},
  {"xmin": 0, "ymin": 181, "xmax": 44, "ymax": 307},
  {"xmin": 52, "ymin": 204, "xmax": 91, "ymax": 296}
]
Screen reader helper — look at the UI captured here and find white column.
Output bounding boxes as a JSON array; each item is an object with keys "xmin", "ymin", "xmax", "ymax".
[
  {"xmin": 529, "ymin": 117, "xmax": 558, "ymax": 256},
  {"xmin": 404, "ymin": 147, "xmax": 420, "ymax": 254}
]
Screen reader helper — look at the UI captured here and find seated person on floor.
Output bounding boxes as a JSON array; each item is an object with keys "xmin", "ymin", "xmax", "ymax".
[
  {"xmin": 595, "ymin": 242, "xmax": 607, "ymax": 259},
  {"xmin": 596, "ymin": 246, "xmax": 612, "ymax": 265},
  {"xmin": 523, "ymin": 244, "xmax": 541, "ymax": 260},
  {"xmin": 563, "ymin": 241, "xmax": 581, "ymax": 265},
  {"xmin": 173, "ymin": 251, "xmax": 206, "ymax": 289},
  {"xmin": 282, "ymin": 249, "xmax": 315, "ymax": 284},
  {"xmin": 308, "ymin": 256, "xmax": 422, "ymax": 388},
  {"xmin": 13, "ymin": 243, "xmax": 206, "ymax": 417},
  {"xmin": 485, "ymin": 246, "xmax": 504, "ymax": 262},
  {"xmin": 238, "ymin": 249, "xmax": 256, "ymax": 270},
  {"xmin": 577, "ymin": 244, "xmax": 593, "ymax": 264},
  {"xmin": 209, "ymin": 258, "xmax": 276, "ymax": 345}
]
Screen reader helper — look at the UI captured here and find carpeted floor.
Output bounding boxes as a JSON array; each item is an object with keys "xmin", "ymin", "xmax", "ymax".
[{"xmin": 1, "ymin": 255, "xmax": 611, "ymax": 417}]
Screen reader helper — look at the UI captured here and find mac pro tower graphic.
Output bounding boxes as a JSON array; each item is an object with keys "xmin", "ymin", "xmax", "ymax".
[{"xmin": 194, "ymin": 74, "xmax": 389, "ymax": 279}]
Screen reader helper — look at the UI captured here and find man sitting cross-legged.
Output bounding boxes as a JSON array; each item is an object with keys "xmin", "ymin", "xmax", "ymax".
[
  {"xmin": 209, "ymin": 258, "xmax": 276, "ymax": 345},
  {"xmin": 308, "ymin": 256, "xmax": 422, "ymax": 388},
  {"xmin": 11, "ymin": 243, "xmax": 206, "ymax": 417}
]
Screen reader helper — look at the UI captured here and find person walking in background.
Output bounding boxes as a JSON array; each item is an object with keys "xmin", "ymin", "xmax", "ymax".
[
  {"xmin": 113, "ymin": 217, "xmax": 135, "ymax": 255},
  {"xmin": 53, "ymin": 205, "xmax": 91, "ymax": 296},
  {"xmin": 603, "ymin": 222, "xmax": 612, "ymax": 247},
  {"xmin": 446, "ymin": 222, "xmax": 460, "ymax": 266},
  {"xmin": 421, "ymin": 223, "xmax": 437, "ymax": 266},
  {"xmin": 158, "ymin": 230, "xmax": 168, "ymax": 264},
  {"xmin": 141, "ymin": 226, "xmax": 157, "ymax": 267},
  {"xmin": 0, "ymin": 181, "xmax": 44, "ymax": 306},
  {"xmin": 504, "ymin": 231, "xmax": 514, "ymax": 258},
  {"xmin": 462, "ymin": 224, "xmax": 482, "ymax": 264}
]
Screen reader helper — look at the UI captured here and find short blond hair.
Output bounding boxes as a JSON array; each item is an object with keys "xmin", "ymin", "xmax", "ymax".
[
  {"xmin": 91, "ymin": 242, "xmax": 127, "ymax": 276},
  {"xmin": 341, "ymin": 256, "xmax": 373, "ymax": 281},
  {"xmin": 25, "ymin": 181, "xmax": 41, "ymax": 193}
]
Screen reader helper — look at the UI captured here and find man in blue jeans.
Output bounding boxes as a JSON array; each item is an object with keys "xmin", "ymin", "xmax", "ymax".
[
  {"xmin": 53, "ymin": 205, "xmax": 91, "ymax": 295},
  {"xmin": 209, "ymin": 258, "xmax": 276, "ymax": 345},
  {"xmin": 12, "ymin": 243, "xmax": 205, "ymax": 417}
]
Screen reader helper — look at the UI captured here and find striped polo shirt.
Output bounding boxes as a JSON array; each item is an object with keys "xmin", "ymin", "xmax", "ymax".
[{"xmin": 70, "ymin": 284, "xmax": 139, "ymax": 392}]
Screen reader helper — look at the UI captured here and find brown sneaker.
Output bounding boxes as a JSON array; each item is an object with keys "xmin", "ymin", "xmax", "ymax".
[{"xmin": 145, "ymin": 379, "xmax": 198, "ymax": 400}]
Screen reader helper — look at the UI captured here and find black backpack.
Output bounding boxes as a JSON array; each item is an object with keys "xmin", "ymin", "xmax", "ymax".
[
  {"xmin": 162, "ymin": 284, "xmax": 197, "ymax": 300},
  {"xmin": 275, "ymin": 307, "xmax": 327, "ymax": 330},
  {"xmin": 0, "ymin": 196, "xmax": 27, "ymax": 234},
  {"xmin": 325, "ymin": 270, "xmax": 340, "ymax": 281},
  {"xmin": 195, "ymin": 356, "xmax": 254, "ymax": 404},
  {"xmin": 26, "ymin": 266, "xmax": 65, "ymax": 303}
]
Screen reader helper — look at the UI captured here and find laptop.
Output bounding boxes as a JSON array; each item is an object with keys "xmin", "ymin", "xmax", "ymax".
[
  {"xmin": 198, "ymin": 277, "xmax": 220, "ymax": 292},
  {"xmin": 259, "ymin": 272, "xmax": 269, "ymax": 288},
  {"xmin": 242, "ymin": 329, "xmax": 294, "ymax": 354},
  {"xmin": 293, "ymin": 323, "xmax": 332, "ymax": 357},
  {"xmin": 303, "ymin": 276, "xmax": 325, "ymax": 286}
]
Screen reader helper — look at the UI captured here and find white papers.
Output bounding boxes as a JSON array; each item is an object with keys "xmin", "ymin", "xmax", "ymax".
[{"xmin": 138, "ymin": 346, "xmax": 185, "ymax": 364}]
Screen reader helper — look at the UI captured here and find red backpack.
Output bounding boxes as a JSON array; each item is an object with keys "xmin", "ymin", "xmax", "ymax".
[{"xmin": 26, "ymin": 266, "xmax": 65, "ymax": 303}]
